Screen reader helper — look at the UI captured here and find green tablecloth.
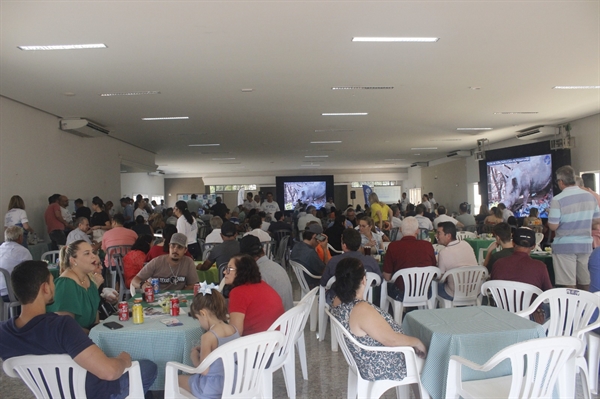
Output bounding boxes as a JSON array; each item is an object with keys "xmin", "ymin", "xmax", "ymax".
[
  {"xmin": 463, "ymin": 237, "xmax": 495, "ymax": 257},
  {"xmin": 402, "ymin": 306, "xmax": 545, "ymax": 399},
  {"xmin": 29, "ymin": 242, "xmax": 50, "ymax": 260},
  {"xmin": 196, "ymin": 264, "xmax": 220, "ymax": 284},
  {"xmin": 90, "ymin": 293, "xmax": 203, "ymax": 390}
]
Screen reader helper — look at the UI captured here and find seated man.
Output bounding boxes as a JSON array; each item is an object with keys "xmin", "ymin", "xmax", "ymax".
[
  {"xmin": 433, "ymin": 205, "xmax": 464, "ymax": 230},
  {"xmin": 204, "ymin": 216, "xmax": 224, "ymax": 244},
  {"xmin": 67, "ymin": 217, "xmax": 101, "ymax": 252},
  {"xmin": 244, "ymin": 214, "xmax": 272, "ymax": 242},
  {"xmin": 131, "ymin": 215, "xmax": 153, "ymax": 237},
  {"xmin": 239, "ymin": 235, "xmax": 294, "ymax": 310},
  {"xmin": 415, "ymin": 204, "xmax": 433, "ymax": 231},
  {"xmin": 197, "ymin": 221, "xmax": 240, "ymax": 271},
  {"xmin": 268, "ymin": 211, "xmax": 292, "ymax": 236},
  {"xmin": 455, "ymin": 202, "xmax": 476, "ymax": 229},
  {"xmin": 383, "ymin": 217, "xmax": 437, "ymax": 300},
  {"xmin": 437, "ymin": 221, "xmax": 478, "ymax": 300},
  {"xmin": 491, "ymin": 227, "xmax": 553, "ymax": 291},
  {"xmin": 0, "ymin": 226, "xmax": 32, "ymax": 303},
  {"xmin": 290, "ymin": 224, "xmax": 329, "ymax": 288},
  {"xmin": 131, "ymin": 233, "xmax": 199, "ymax": 291},
  {"xmin": 483, "ymin": 222, "xmax": 514, "ymax": 273},
  {"xmin": 297, "ymin": 206, "xmax": 322, "ymax": 232},
  {"xmin": 0, "ymin": 260, "xmax": 157, "ymax": 399},
  {"xmin": 324, "ymin": 214, "xmax": 347, "ymax": 254},
  {"xmin": 101, "ymin": 213, "xmax": 138, "ymax": 264},
  {"xmin": 320, "ymin": 228, "xmax": 382, "ymax": 303}
]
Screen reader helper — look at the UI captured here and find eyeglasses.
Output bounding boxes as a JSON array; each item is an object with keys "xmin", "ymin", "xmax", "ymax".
[{"xmin": 225, "ymin": 267, "xmax": 237, "ymax": 274}]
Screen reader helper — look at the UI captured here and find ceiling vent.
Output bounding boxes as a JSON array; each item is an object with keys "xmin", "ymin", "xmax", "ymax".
[
  {"xmin": 59, "ymin": 118, "xmax": 110, "ymax": 138},
  {"xmin": 515, "ymin": 125, "xmax": 556, "ymax": 140},
  {"xmin": 447, "ymin": 150, "xmax": 472, "ymax": 158},
  {"xmin": 410, "ymin": 162, "xmax": 429, "ymax": 168}
]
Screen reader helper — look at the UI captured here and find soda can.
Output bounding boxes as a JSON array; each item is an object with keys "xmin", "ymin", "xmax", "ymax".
[
  {"xmin": 132, "ymin": 303, "xmax": 144, "ymax": 324},
  {"xmin": 170, "ymin": 297, "xmax": 180, "ymax": 316},
  {"xmin": 144, "ymin": 286, "xmax": 154, "ymax": 303},
  {"xmin": 151, "ymin": 278, "xmax": 159, "ymax": 294},
  {"xmin": 194, "ymin": 283, "xmax": 200, "ymax": 296},
  {"xmin": 118, "ymin": 301, "xmax": 129, "ymax": 321}
]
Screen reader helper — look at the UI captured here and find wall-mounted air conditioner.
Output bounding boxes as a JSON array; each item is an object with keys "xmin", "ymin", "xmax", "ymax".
[
  {"xmin": 59, "ymin": 118, "xmax": 110, "ymax": 138},
  {"xmin": 446, "ymin": 150, "xmax": 472, "ymax": 158},
  {"xmin": 515, "ymin": 125, "xmax": 556, "ymax": 140}
]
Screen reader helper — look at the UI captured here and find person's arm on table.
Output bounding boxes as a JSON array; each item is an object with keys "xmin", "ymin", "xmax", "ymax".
[
  {"xmin": 197, "ymin": 259, "xmax": 214, "ymax": 271},
  {"xmin": 74, "ymin": 346, "xmax": 132, "ymax": 381}
]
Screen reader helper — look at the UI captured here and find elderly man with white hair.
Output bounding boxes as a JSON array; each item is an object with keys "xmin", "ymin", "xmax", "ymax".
[
  {"xmin": 204, "ymin": 216, "xmax": 224, "ymax": 244},
  {"xmin": 0, "ymin": 226, "xmax": 32, "ymax": 302},
  {"xmin": 383, "ymin": 217, "xmax": 437, "ymax": 301}
]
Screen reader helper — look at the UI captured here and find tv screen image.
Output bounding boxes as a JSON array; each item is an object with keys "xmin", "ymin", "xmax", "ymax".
[
  {"xmin": 486, "ymin": 154, "xmax": 553, "ymax": 218},
  {"xmin": 283, "ymin": 181, "xmax": 326, "ymax": 210}
]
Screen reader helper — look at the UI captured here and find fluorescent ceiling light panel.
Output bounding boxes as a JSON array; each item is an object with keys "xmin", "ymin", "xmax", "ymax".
[
  {"xmin": 314, "ymin": 129, "xmax": 354, "ymax": 133},
  {"xmin": 352, "ymin": 37, "xmax": 439, "ymax": 42},
  {"xmin": 18, "ymin": 43, "xmax": 107, "ymax": 51},
  {"xmin": 553, "ymin": 86, "xmax": 600, "ymax": 89},
  {"xmin": 430, "ymin": 138, "xmax": 462, "ymax": 142},
  {"xmin": 301, "ymin": 164, "xmax": 320, "ymax": 167},
  {"xmin": 331, "ymin": 86, "xmax": 393, "ymax": 90},
  {"xmin": 100, "ymin": 91, "xmax": 160, "ymax": 97},
  {"xmin": 456, "ymin": 127, "xmax": 493, "ymax": 131},
  {"xmin": 311, "ymin": 141, "xmax": 342, "ymax": 144},
  {"xmin": 212, "ymin": 158, "xmax": 236, "ymax": 160},
  {"xmin": 384, "ymin": 159, "xmax": 405, "ymax": 161},
  {"xmin": 322, "ymin": 113, "xmax": 368, "ymax": 116},
  {"xmin": 411, "ymin": 147, "xmax": 437, "ymax": 150},
  {"xmin": 188, "ymin": 144, "xmax": 220, "ymax": 147},
  {"xmin": 142, "ymin": 116, "xmax": 189, "ymax": 120},
  {"xmin": 305, "ymin": 155, "xmax": 329, "ymax": 158},
  {"xmin": 494, "ymin": 112, "xmax": 538, "ymax": 115}
]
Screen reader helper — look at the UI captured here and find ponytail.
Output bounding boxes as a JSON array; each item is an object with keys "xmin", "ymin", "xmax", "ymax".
[
  {"xmin": 175, "ymin": 200, "xmax": 194, "ymax": 225},
  {"xmin": 59, "ymin": 240, "xmax": 86, "ymax": 273}
]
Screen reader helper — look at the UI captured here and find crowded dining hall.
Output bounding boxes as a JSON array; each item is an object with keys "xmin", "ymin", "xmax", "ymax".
[{"xmin": 1, "ymin": 1, "xmax": 600, "ymax": 398}]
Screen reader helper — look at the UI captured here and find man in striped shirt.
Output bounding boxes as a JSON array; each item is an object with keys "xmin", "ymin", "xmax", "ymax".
[{"xmin": 548, "ymin": 165, "xmax": 600, "ymax": 290}]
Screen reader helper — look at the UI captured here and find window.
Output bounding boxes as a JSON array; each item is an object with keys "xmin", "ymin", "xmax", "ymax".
[
  {"xmin": 208, "ymin": 184, "xmax": 257, "ymax": 194},
  {"xmin": 409, "ymin": 188, "xmax": 421, "ymax": 205},
  {"xmin": 351, "ymin": 181, "xmax": 398, "ymax": 188},
  {"xmin": 473, "ymin": 183, "xmax": 482, "ymax": 213},
  {"xmin": 151, "ymin": 195, "xmax": 164, "ymax": 203}
]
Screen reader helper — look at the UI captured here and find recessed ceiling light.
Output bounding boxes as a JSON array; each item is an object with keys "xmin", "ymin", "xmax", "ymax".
[
  {"xmin": 188, "ymin": 144, "xmax": 220, "ymax": 147},
  {"xmin": 430, "ymin": 138, "xmax": 462, "ymax": 142},
  {"xmin": 311, "ymin": 141, "xmax": 342, "ymax": 144},
  {"xmin": 305, "ymin": 155, "xmax": 329, "ymax": 158},
  {"xmin": 212, "ymin": 158, "xmax": 236, "ymax": 160},
  {"xmin": 469, "ymin": 87, "xmax": 481, "ymax": 90},
  {"xmin": 314, "ymin": 129, "xmax": 354, "ymax": 133},
  {"xmin": 219, "ymin": 162, "xmax": 241, "ymax": 165},
  {"xmin": 142, "ymin": 116, "xmax": 189, "ymax": 120},
  {"xmin": 63, "ymin": 92, "xmax": 76, "ymax": 96},
  {"xmin": 414, "ymin": 153, "xmax": 421, "ymax": 156},
  {"xmin": 241, "ymin": 88, "xmax": 254, "ymax": 92},
  {"xmin": 456, "ymin": 128, "xmax": 493, "ymax": 131},
  {"xmin": 17, "ymin": 43, "xmax": 107, "ymax": 51},
  {"xmin": 411, "ymin": 147, "xmax": 437, "ymax": 150},
  {"xmin": 321, "ymin": 113, "xmax": 368, "ymax": 116},
  {"xmin": 384, "ymin": 159, "xmax": 405, "ymax": 161},
  {"xmin": 352, "ymin": 37, "xmax": 439, "ymax": 42},
  {"xmin": 553, "ymin": 86, "xmax": 600, "ymax": 89},
  {"xmin": 301, "ymin": 164, "xmax": 320, "ymax": 167},
  {"xmin": 331, "ymin": 86, "xmax": 393, "ymax": 90},
  {"xmin": 494, "ymin": 112, "xmax": 538, "ymax": 115},
  {"xmin": 100, "ymin": 91, "xmax": 160, "ymax": 97}
]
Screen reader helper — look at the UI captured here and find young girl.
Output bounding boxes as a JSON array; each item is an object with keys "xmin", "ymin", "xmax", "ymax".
[{"xmin": 179, "ymin": 285, "xmax": 239, "ymax": 399}]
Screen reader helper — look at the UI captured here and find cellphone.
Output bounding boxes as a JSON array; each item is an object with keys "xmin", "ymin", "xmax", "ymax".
[
  {"xmin": 104, "ymin": 321, "xmax": 124, "ymax": 330},
  {"xmin": 316, "ymin": 234, "xmax": 326, "ymax": 242}
]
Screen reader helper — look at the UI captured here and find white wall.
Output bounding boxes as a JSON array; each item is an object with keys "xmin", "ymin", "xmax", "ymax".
[
  {"xmin": 0, "ymin": 96, "xmax": 156, "ymax": 241},
  {"xmin": 569, "ymin": 113, "xmax": 600, "ymax": 174},
  {"xmin": 120, "ymin": 173, "xmax": 165, "ymax": 201}
]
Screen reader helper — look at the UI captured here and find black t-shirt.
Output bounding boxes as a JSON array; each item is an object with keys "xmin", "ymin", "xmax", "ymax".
[
  {"xmin": 90, "ymin": 211, "xmax": 110, "ymax": 227},
  {"xmin": 75, "ymin": 206, "xmax": 92, "ymax": 221},
  {"xmin": 132, "ymin": 224, "xmax": 153, "ymax": 237},
  {"xmin": 210, "ymin": 203, "xmax": 229, "ymax": 220}
]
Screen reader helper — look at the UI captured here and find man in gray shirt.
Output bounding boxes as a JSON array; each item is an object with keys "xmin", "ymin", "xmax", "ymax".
[
  {"xmin": 187, "ymin": 194, "xmax": 201, "ymax": 215},
  {"xmin": 197, "ymin": 221, "xmax": 240, "ymax": 272},
  {"xmin": 455, "ymin": 203, "xmax": 476, "ymax": 229},
  {"xmin": 239, "ymin": 235, "xmax": 294, "ymax": 310}
]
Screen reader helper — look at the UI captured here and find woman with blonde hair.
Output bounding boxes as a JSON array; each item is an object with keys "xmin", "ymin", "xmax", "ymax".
[
  {"xmin": 368, "ymin": 192, "xmax": 393, "ymax": 230},
  {"xmin": 48, "ymin": 240, "xmax": 101, "ymax": 332},
  {"xmin": 4, "ymin": 195, "xmax": 34, "ymax": 248}
]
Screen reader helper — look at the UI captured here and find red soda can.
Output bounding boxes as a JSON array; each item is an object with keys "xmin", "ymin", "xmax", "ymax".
[
  {"xmin": 170, "ymin": 297, "xmax": 180, "ymax": 316},
  {"xmin": 144, "ymin": 286, "xmax": 154, "ymax": 303},
  {"xmin": 118, "ymin": 301, "xmax": 129, "ymax": 321},
  {"xmin": 194, "ymin": 283, "xmax": 200, "ymax": 296}
]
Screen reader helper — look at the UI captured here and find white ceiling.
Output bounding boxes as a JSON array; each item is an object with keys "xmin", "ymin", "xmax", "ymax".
[{"xmin": 2, "ymin": 1, "xmax": 599, "ymax": 178}]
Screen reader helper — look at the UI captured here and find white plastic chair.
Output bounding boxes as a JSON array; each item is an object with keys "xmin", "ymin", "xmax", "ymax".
[
  {"xmin": 445, "ymin": 336, "xmax": 582, "ymax": 399},
  {"xmin": 477, "ymin": 242, "xmax": 497, "ymax": 266},
  {"xmin": 164, "ymin": 330, "xmax": 285, "ymax": 399},
  {"xmin": 586, "ymin": 293, "xmax": 600, "ymax": 394},
  {"xmin": 263, "ymin": 303, "xmax": 309, "ymax": 399},
  {"xmin": 290, "ymin": 260, "xmax": 321, "ymax": 331},
  {"xmin": 481, "ymin": 280, "xmax": 543, "ymax": 313},
  {"xmin": 534, "ymin": 232, "xmax": 544, "ymax": 252},
  {"xmin": 0, "ymin": 267, "xmax": 20, "ymax": 321},
  {"xmin": 261, "ymin": 240, "xmax": 275, "ymax": 260},
  {"xmin": 296, "ymin": 287, "xmax": 318, "ymax": 381},
  {"xmin": 386, "ymin": 266, "xmax": 440, "ymax": 324},
  {"xmin": 105, "ymin": 245, "xmax": 132, "ymax": 292},
  {"xmin": 436, "ymin": 266, "xmax": 488, "ymax": 308},
  {"xmin": 2, "ymin": 354, "xmax": 144, "ymax": 399},
  {"xmin": 327, "ymin": 243, "xmax": 343, "ymax": 255},
  {"xmin": 325, "ymin": 308, "xmax": 425, "ymax": 399},
  {"xmin": 456, "ymin": 231, "xmax": 476, "ymax": 241},
  {"xmin": 41, "ymin": 250, "xmax": 60, "ymax": 264}
]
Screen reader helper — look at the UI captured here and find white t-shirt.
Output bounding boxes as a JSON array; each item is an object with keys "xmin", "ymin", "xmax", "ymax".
[
  {"xmin": 134, "ymin": 208, "xmax": 149, "ymax": 222},
  {"xmin": 244, "ymin": 228, "xmax": 272, "ymax": 242},
  {"xmin": 61, "ymin": 206, "xmax": 73, "ymax": 224},
  {"xmin": 415, "ymin": 215, "xmax": 433, "ymax": 231},
  {"xmin": 297, "ymin": 214, "xmax": 322, "ymax": 232},
  {"xmin": 433, "ymin": 214, "xmax": 459, "ymax": 229},
  {"xmin": 0, "ymin": 241, "xmax": 33, "ymax": 296},
  {"xmin": 4, "ymin": 208, "xmax": 28, "ymax": 227},
  {"xmin": 502, "ymin": 208, "xmax": 515, "ymax": 223},
  {"xmin": 177, "ymin": 215, "xmax": 198, "ymax": 245},
  {"xmin": 205, "ymin": 229, "xmax": 223, "ymax": 244},
  {"xmin": 421, "ymin": 200, "xmax": 432, "ymax": 212},
  {"xmin": 261, "ymin": 201, "xmax": 280, "ymax": 216}
]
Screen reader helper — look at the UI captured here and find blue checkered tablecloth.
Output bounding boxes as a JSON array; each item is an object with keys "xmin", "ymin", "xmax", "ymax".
[
  {"xmin": 402, "ymin": 306, "xmax": 546, "ymax": 399},
  {"xmin": 89, "ymin": 302, "xmax": 204, "ymax": 390}
]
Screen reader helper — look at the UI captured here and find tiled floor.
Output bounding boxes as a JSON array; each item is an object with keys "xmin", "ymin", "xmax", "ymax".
[{"xmin": 1, "ymin": 269, "xmax": 598, "ymax": 398}]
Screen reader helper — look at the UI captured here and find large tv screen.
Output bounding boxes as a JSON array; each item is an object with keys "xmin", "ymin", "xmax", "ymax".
[
  {"xmin": 283, "ymin": 181, "xmax": 327, "ymax": 210},
  {"xmin": 486, "ymin": 154, "xmax": 553, "ymax": 217}
]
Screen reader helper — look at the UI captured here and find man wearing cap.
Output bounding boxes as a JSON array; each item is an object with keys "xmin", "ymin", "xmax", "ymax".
[
  {"xmin": 239, "ymin": 235, "xmax": 294, "ymax": 310},
  {"xmin": 290, "ymin": 224, "xmax": 330, "ymax": 288},
  {"xmin": 491, "ymin": 227, "xmax": 553, "ymax": 291},
  {"xmin": 131, "ymin": 233, "xmax": 199, "ymax": 291},
  {"xmin": 197, "ymin": 222, "xmax": 240, "ymax": 272}
]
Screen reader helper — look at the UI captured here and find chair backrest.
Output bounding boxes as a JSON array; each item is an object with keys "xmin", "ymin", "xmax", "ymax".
[
  {"xmin": 289, "ymin": 260, "xmax": 320, "ymax": 296},
  {"xmin": 477, "ymin": 241, "xmax": 496, "ymax": 266},
  {"xmin": 391, "ymin": 266, "xmax": 440, "ymax": 307},
  {"xmin": 418, "ymin": 228, "xmax": 430, "ymax": 241},
  {"xmin": 0, "ymin": 267, "xmax": 20, "ymax": 321},
  {"xmin": 441, "ymin": 266, "xmax": 488, "ymax": 306},
  {"xmin": 456, "ymin": 231, "xmax": 476, "ymax": 241},
  {"xmin": 299, "ymin": 286, "xmax": 319, "ymax": 329},
  {"xmin": 261, "ymin": 240, "xmax": 274, "ymax": 259},
  {"xmin": 268, "ymin": 303, "xmax": 309, "ymax": 370},
  {"xmin": 364, "ymin": 272, "xmax": 382, "ymax": 303},
  {"xmin": 534, "ymin": 233, "xmax": 544, "ymax": 251},
  {"xmin": 105, "ymin": 245, "xmax": 132, "ymax": 268},
  {"xmin": 389, "ymin": 227, "xmax": 400, "ymax": 241},
  {"xmin": 41, "ymin": 250, "xmax": 60, "ymax": 264},
  {"xmin": 481, "ymin": 280, "xmax": 543, "ymax": 313},
  {"xmin": 202, "ymin": 243, "xmax": 215, "ymax": 261},
  {"xmin": 201, "ymin": 331, "xmax": 285, "ymax": 399},
  {"xmin": 327, "ymin": 243, "xmax": 343, "ymax": 254},
  {"xmin": 463, "ymin": 225, "xmax": 477, "ymax": 233},
  {"xmin": 197, "ymin": 223, "xmax": 207, "ymax": 239},
  {"xmin": 275, "ymin": 235, "xmax": 290, "ymax": 267},
  {"xmin": 524, "ymin": 288, "xmax": 600, "ymax": 338}
]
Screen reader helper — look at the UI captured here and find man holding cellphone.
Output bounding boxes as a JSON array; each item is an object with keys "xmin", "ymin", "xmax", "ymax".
[{"xmin": 290, "ymin": 223, "xmax": 330, "ymax": 288}]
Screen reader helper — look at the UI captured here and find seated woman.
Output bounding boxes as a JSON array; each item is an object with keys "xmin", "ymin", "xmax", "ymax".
[
  {"xmin": 484, "ymin": 207, "xmax": 503, "ymax": 227},
  {"xmin": 47, "ymin": 240, "xmax": 101, "ymax": 332},
  {"xmin": 330, "ymin": 257, "xmax": 426, "ymax": 381},
  {"xmin": 523, "ymin": 207, "xmax": 543, "ymax": 233},
  {"xmin": 146, "ymin": 224, "xmax": 193, "ymax": 262},
  {"xmin": 223, "ymin": 254, "xmax": 284, "ymax": 336},
  {"xmin": 358, "ymin": 216, "xmax": 383, "ymax": 251},
  {"xmin": 123, "ymin": 235, "xmax": 152, "ymax": 287}
]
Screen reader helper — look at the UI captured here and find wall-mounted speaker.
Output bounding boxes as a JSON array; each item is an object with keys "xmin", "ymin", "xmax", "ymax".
[{"xmin": 350, "ymin": 191, "xmax": 356, "ymax": 199}]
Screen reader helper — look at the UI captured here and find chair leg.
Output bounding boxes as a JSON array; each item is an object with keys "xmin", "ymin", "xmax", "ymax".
[
  {"xmin": 262, "ymin": 370, "xmax": 274, "ymax": 399},
  {"xmin": 296, "ymin": 334, "xmax": 308, "ymax": 380},
  {"xmin": 318, "ymin": 303, "xmax": 327, "ymax": 341},
  {"xmin": 331, "ymin": 326, "xmax": 338, "ymax": 352},
  {"xmin": 282, "ymin": 350, "xmax": 296, "ymax": 399},
  {"xmin": 347, "ymin": 369, "xmax": 358, "ymax": 399},
  {"xmin": 586, "ymin": 334, "xmax": 599, "ymax": 394},
  {"xmin": 309, "ymin": 299, "xmax": 318, "ymax": 332},
  {"xmin": 577, "ymin": 356, "xmax": 592, "ymax": 399}
]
